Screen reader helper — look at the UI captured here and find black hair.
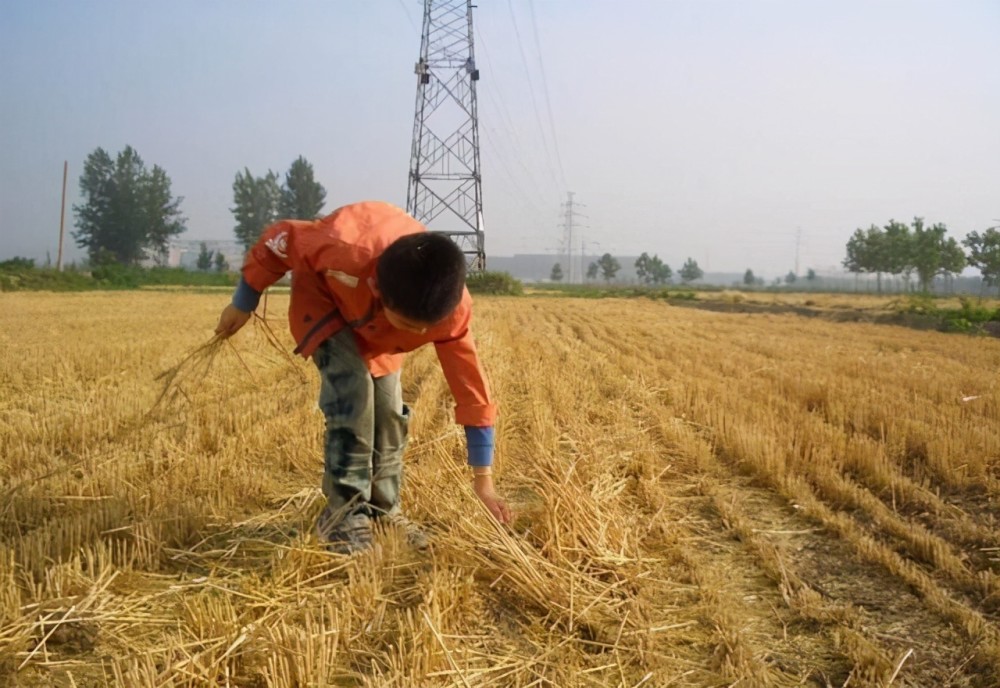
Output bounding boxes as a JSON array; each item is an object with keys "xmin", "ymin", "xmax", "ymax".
[{"xmin": 376, "ymin": 232, "xmax": 466, "ymax": 323}]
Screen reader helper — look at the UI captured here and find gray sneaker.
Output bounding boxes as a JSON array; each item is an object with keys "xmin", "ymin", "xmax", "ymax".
[
  {"xmin": 315, "ymin": 507, "xmax": 373, "ymax": 554},
  {"xmin": 380, "ymin": 512, "xmax": 430, "ymax": 551}
]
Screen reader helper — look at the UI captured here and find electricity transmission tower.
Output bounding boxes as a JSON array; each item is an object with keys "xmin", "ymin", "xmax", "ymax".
[
  {"xmin": 407, "ymin": 0, "xmax": 486, "ymax": 270},
  {"xmin": 560, "ymin": 192, "xmax": 586, "ymax": 282}
]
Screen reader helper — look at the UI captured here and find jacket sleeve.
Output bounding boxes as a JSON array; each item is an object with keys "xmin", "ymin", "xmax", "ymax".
[
  {"xmin": 241, "ymin": 219, "xmax": 317, "ymax": 292},
  {"xmin": 434, "ymin": 309, "xmax": 497, "ymax": 429}
]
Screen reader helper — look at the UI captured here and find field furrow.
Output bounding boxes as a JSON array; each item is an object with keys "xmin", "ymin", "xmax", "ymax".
[{"xmin": 1, "ymin": 292, "xmax": 999, "ymax": 687}]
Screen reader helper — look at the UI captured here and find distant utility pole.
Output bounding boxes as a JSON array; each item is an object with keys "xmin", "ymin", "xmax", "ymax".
[
  {"xmin": 560, "ymin": 192, "xmax": 586, "ymax": 282},
  {"xmin": 57, "ymin": 160, "xmax": 67, "ymax": 272},
  {"xmin": 794, "ymin": 227, "xmax": 802, "ymax": 276},
  {"xmin": 406, "ymin": 0, "xmax": 486, "ymax": 270}
]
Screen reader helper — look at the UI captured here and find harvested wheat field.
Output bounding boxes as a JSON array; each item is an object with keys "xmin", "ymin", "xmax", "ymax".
[{"xmin": 1, "ymin": 291, "xmax": 999, "ymax": 687}]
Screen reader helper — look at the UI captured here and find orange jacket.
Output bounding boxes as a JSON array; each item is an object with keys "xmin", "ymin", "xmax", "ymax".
[{"xmin": 239, "ymin": 201, "xmax": 496, "ymax": 428}]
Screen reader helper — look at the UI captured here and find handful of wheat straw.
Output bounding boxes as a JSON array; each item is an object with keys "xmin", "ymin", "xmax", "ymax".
[
  {"xmin": 151, "ymin": 312, "xmax": 305, "ymax": 414},
  {"xmin": 151, "ymin": 334, "xmax": 227, "ymax": 412}
]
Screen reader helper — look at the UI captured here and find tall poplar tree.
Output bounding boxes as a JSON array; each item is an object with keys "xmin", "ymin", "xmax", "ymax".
[
  {"xmin": 73, "ymin": 146, "xmax": 186, "ymax": 265},
  {"xmin": 231, "ymin": 168, "xmax": 281, "ymax": 251},
  {"xmin": 279, "ymin": 156, "xmax": 327, "ymax": 220}
]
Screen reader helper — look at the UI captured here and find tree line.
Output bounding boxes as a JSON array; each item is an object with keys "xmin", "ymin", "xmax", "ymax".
[
  {"xmin": 67, "ymin": 146, "xmax": 1000, "ymax": 293},
  {"xmin": 552, "ymin": 254, "xmax": 705, "ymax": 284},
  {"xmin": 195, "ymin": 243, "xmax": 229, "ymax": 272},
  {"xmin": 842, "ymin": 218, "xmax": 1000, "ymax": 293},
  {"xmin": 72, "ymin": 146, "xmax": 326, "ymax": 266},
  {"xmin": 231, "ymin": 155, "xmax": 326, "ymax": 251},
  {"xmin": 550, "ymin": 219, "xmax": 999, "ymax": 294}
]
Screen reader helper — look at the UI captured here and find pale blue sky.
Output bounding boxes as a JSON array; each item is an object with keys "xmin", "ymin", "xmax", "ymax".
[{"xmin": 1, "ymin": 0, "xmax": 997, "ymax": 275}]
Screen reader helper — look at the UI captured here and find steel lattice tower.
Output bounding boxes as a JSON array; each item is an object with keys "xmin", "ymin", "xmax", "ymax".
[{"xmin": 407, "ymin": 0, "xmax": 485, "ymax": 270}]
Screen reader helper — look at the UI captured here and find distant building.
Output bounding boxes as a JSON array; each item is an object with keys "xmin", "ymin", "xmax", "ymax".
[{"xmin": 164, "ymin": 239, "xmax": 245, "ymax": 270}]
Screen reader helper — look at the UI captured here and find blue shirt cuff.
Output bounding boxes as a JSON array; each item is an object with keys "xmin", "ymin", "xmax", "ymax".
[
  {"xmin": 464, "ymin": 426, "xmax": 494, "ymax": 467},
  {"xmin": 232, "ymin": 276, "xmax": 261, "ymax": 312}
]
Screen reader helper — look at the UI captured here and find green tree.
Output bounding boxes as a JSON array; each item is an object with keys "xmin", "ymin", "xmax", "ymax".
[
  {"xmin": 73, "ymin": 146, "xmax": 186, "ymax": 265},
  {"xmin": 844, "ymin": 225, "xmax": 892, "ymax": 292},
  {"xmin": 649, "ymin": 255, "xmax": 672, "ymax": 284},
  {"xmin": 679, "ymin": 257, "xmax": 703, "ymax": 283},
  {"xmin": 963, "ymin": 227, "xmax": 1000, "ymax": 292},
  {"xmin": 232, "ymin": 168, "xmax": 281, "ymax": 251},
  {"xmin": 869, "ymin": 225, "xmax": 892, "ymax": 292},
  {"xmin": 550, "ymin": 263, "xmax": 563, "ymax": 282},
  {"xmin": 940, "ymin": 236, "xmax": 966, "ymax": 285},
  {"xmin": 597, "ymin": 253, "xmax": 621, "ymax": 282},
  {"xmin": 634, "ymin": 252, "xmax": 652, "ymax": 283},
  {"xmin": 0, "ymin": 257, "xmax": 35, "ymax": 270},
  {"xmin": 743, "ymin": 268, "xmax": 756, "ymax": 286},
  {"xmin": 279, "ymin": 156, "xmax": 327, "ymax": 220},
  {"xmin": 196, "ymin": 242, "xmax": 213, "ymax": 271},
  {"xmin": 214, "ymin": 251, "xmax": 229, "ymax": 273},
  {"xmin": 910, "ymin": 217, "xmax": 963, "ymax": 292},
  {"xmin": 144, "ymin": 165, "xmax": 187, "ymax": 263},
  {"xmin": 843, "ymin": 228, "xmax": 870, "ymax": 278},
  {"xmin": 586, "ymin": 261, "xmax": 599, "ymax": 281},
  {"xmin": 785, "ymin": 271, "xmax": 797, "ymax": 285},
  {"xmin": 806, "ymin": 268, "xmax": 817, "ymax": 282},
  {"xmin": 883, "ymin": 220, "xmax": 913, "ymax": 291},
  {"xmin": 74, "ymin": 148, "xmax": 117, "ymax": 261}
]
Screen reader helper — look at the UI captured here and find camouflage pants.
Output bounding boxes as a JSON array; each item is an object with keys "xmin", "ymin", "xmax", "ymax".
[{"xmin": 312, "ymin": 327, "xmax": 410, "ymax": 520}]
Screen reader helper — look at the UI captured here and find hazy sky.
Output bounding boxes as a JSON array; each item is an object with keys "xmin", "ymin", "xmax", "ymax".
[{"xmin": 1, "ymin": 0, "xmax": 997, "ymax": 275}]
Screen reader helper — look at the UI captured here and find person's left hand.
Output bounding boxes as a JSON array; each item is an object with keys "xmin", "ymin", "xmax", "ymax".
[{"xmin": 473, "ymin": 475, "xmax": 512, "ymax": 524}]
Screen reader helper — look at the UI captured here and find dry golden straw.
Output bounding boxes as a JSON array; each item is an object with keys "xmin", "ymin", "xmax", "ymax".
[{"xmin": 0, "ymin": 290, "xmax": 998, "ymax": 686}]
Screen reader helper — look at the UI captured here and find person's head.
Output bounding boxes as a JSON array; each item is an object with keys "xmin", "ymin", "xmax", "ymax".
[{"xmin": 376, "ymin": 232, "xmax": 466, "ymax": 332}]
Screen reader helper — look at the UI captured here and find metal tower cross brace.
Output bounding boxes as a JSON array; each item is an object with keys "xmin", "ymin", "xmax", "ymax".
[
  {"xmin": 407, "ymin": 0, "xmax": 486, "ymax": 270},
  {"xmin": 560, "ymin": 192, "xmax": 586, "ymax": 283}
]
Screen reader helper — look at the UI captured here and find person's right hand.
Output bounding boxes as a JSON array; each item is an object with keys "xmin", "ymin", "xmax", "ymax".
[{"xmin": 215, "ymin": 304, "xmax": 252, "ymax": 338}]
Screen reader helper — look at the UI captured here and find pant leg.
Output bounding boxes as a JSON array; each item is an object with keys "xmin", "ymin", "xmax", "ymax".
[
  {"xmin": 312, "ymin": 328, "xmax": 375, "ymax": 518},
  {"xmin": 370, "ymin": 371, "xmax": 410, "ymax": 516}
]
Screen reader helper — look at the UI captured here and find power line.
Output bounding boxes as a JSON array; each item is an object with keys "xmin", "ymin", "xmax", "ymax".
[
  {"xmin": 479, "ymin": 123, "xmax": 548, "ymax": 219},
  {"xmin": 525, "ymin": 0, "xmax": 567, "ymax": 188},
  {"xmin": 475, "ymin": 27, "xmax": 558, "ymax": 205},
  {"xmin": 479, "ymin": 113, "xmax": 553, "ymax": 213},
  {"xmin": 394, "ymin": 0, "xmax": 421, "ymax": 35},
  {"xmin": 505, "ymin": 0, "xmax": 561, "ymax": 190}
]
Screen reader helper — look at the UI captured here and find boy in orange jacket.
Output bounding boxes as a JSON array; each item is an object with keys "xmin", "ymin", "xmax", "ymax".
[{"xmin": 215, "ymin": 201, "xmax": 509, "ymax": 553}]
